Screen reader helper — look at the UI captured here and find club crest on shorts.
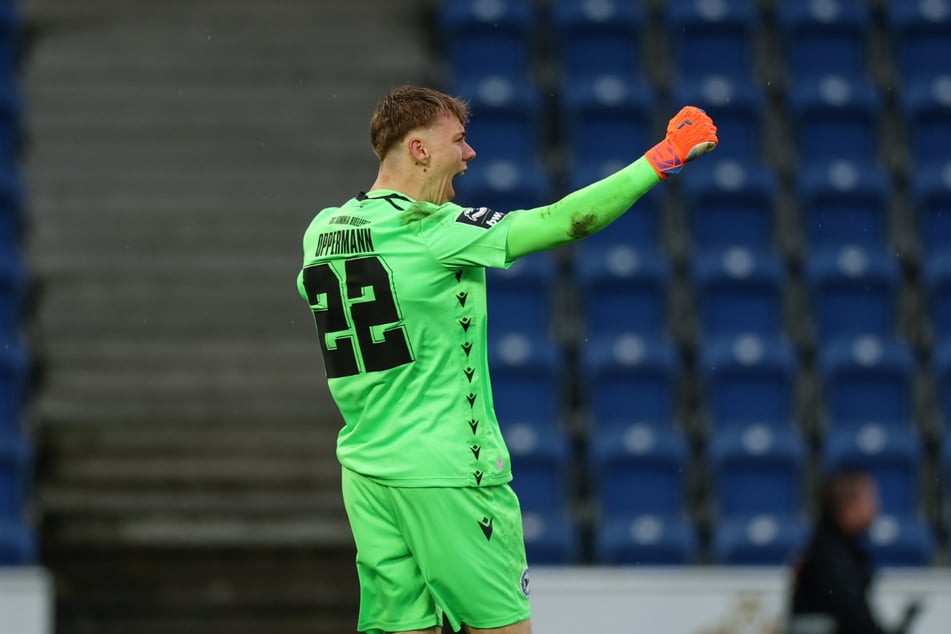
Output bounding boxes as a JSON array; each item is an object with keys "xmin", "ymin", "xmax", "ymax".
[
  {"xmin": 520, "ymin": 568, "xmax": 531, "ymax": 597},
  {"xmin": 456, "ymin": 206, "xmax": 505, "ymax": 229}
]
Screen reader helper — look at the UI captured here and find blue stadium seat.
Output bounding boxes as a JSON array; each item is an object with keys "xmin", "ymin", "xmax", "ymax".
[
  {"xmin": 941, "ymin": 428, "xmax": 951, "ymax": 497},
  {"xmin": 522, "ymin": 511, "xmax": 580, "ymax": 564},
  {"xmin": 935, "ymin": 340, "xmax": 951, "ymax": 427},
  {"xmin": 438, "ymin": 0, "xmax": 537, "ymax": 82},
  {"xmin": 451, "ymin": 75, "xmax": 543, "ymax": 162},
  {"xmin": 818, "ymin": 336, "xmax": 915, "ymax": 430},
  {"xmin": 711, "ymin": 514, "xmax": 807, "ymax": 565},
  {"xmin": 559, "ymin": 73, "xmax": 654, "ymax": 166},
  {"xmin": 691, "ymin": 247, "xmax": 785, "ymax": 339},
  {"xmin": 923, "ymin": 252, "xmax": 951, "ymax": 344},
  {"xmin": 589, "ymin": 422, "xmax": 688, "ymax": 515},
  {"xmin": 0, "ymin": 80, "xmax": 19, "ymax": 167},
  {"xmin": 0, "ymin": 432, "xmax": 28, "ymax": 519},
  {"xmin": 788, "ymin": 74, "xmax": 882, "ymax": 164},
  {"xmin": 797, "ymin": 159, "xmax": 890, "ymax": 250},
  {"xmin": 672, "ymin": 75, "xmax": 765, "ymax": 161},
  {"xmin": 594, "ymin": 513, "xmax": 698, "ymax": 565},
  {"xmin": 909, "ymin": 160, "xmax": 951, "ymax": 257},
  {"xmin": 822, "ymin": 319, "xmax": 912, "ymax": 402},
  {"xmin": 486, "ymin": 251, "xmax": 556, "ymax": 335},
  {"xmin": 0, "ymin": 4, "xmax": 19, "ymax": 78},
  {"xmin": 777, "ymin": 0, "xmax": 870, "ymax": 81},
  {"xmin": 887, "ymin": 1, "xmax": 951, "ymax": 84},
  {"xmin": 865, "ymin": 514, "xmax": 935, "ymax": 568},
  {"xmin": 488, "ymin": 331, "xmax": 561, "ymax": 429},
  {"xmin": 566, "ymin": 163, "xmax": 663, "ymax": 248},
  {"xmin": 0, "ymin": 340, "xmax": 27, "ymax": 434},
  {"xmin": 805, "ymin": 246, "xmax": 901, "ymax": 342},
  {"xmin": 551, "ymin": 0, "xmax": 644, "ymax": 81},
  {"xmin": 0, "ymin": 170, "xmax": 22, "ymax": 254},
  {"xmin": 823, "ymin": 423, "xmax": 922, "ymax": 516},
  {"xmin": 0, "ymin": 252, "xmax": 24, "ymax": 341},
  {"xmin": 709, "ymin": 424, "xmax": 806, "ymax": 516},
  {"xmin": 581, "ymin": 333, "xmax": 679, "ymax": 426},
  {"xmin": 665, "ymin": 0, "xmax": 757, "ymax": 83},
  {"xmin": 575, "ymin": 244, "xmax": 669, "ymax": 336},
  {"xmin": 900, "ymin": 75, "xmax": 951, "ymax": 169},
  {"xmin": 503, "ymin": 422, "xmax": 571, "ymax": 513},
  {"xmin": 699, "ymin": 333, "xmax": 796, "ymax": 430},
  {"xmin": 681, "ymin": 159, "xmax": 777, "ymax": 252},
  {"xmin": 453, "ymin": 156, "xmax": 551, "ymax": 213},
  {"xmin": 0, "ymin": 519, "xmax": 35, "ymax": 565}
]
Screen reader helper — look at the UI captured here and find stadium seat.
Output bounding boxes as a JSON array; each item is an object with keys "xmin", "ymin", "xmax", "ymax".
[
  {"xmin": 0, "ymin": 339, "xmax": 27, "ymax": 434},
  {"xmin": 887, "ymin": 1, "xmax": 951, "ymax": 84},
  {"xmin": 935, "ymin": 340, "xmax": 951, "ymax": 427},
  {"xmin": 923, "ymin": 252, "xmax": 951, "ymax": 344},
  {"xmin": 594, "ymin": 513, "xmax": 698, "ymax": 565},
  {"xmin": 941, "ymin": 429, "xmax": 951, "ymax": 498},
  {"xmin": 0, "ymin": 169, "xmax": 22, "ymax": 254},
  {"xmin": 797, "ymin": 159, "xmax": 890, "ymax": 250},
  {"xmin": 900, "ymin": 75, "xmax": 951, "ymax": 169},
  {"xmin": 788, "ymin": 74, "xmax": 882, "ymax": 164},
  {"xmin": 711, "ymin": 514, "xmax": 807, "ymax": 566},
  {"xmin": 823, "ymin": 423, "xmax": 922, "ymax": 516},
  {"xmin": 909, "ymin": 160, "xmax": 951, "ymax": 257},
  {"xmin": 451, "ymin": 75, "xmax": 543, "ymax": 162},
  {"xmin": 777, "ymin": 0, "xmax": 870, "ymax": 82},
  {"xmin": 503, "ymin": 422, "xmax": 571, "ymax": 513},
  {"xmin": 565, "ymin": 163, "xmax": 663, "ymax": 248},
  {"xmin": 551, "ymin": 0, "xmax": 645, "ymax": 81},
  {"xmin": 559, "ymin": 73, "xmax": 654, "ymax": 166},
  {"xmin": 488, "ymin": 331, "xmax": 561, "ymax": 429},
  {"xmin": 522, "ymin": 510, "xmax": 580, "ymax": 564},
  {"xmin": 699, "ymin": 334, "xmax": 797, "ymax": 431},
  {"xmin": 865, "ymin": 514, "xmax": 935, "ymax": 568},
  {"xmin": 581, "ymin": 333, "xmax": 679, "ymax": 426},
  {"xmin": 0, "ymin": 251, "xmax": 23, "ymax": 341},
  {"xmin": 485, "ymin": 251, "xmax": 556, "ymax": 335},
  {"xmin": 709, "ymin": 424, "xmax": 806, "ymax": 516},
  {"xmin": 0, "ymin": 519, "xmax": 34, "ymax": 565},
  {"xmin": 691, "ymin": 247, "xmax": 785, "ymax": 339},
  {"xmin": 0, "ymin": 80, "xmax": 19, "ymax": 168},
  {"xmin": 665, "ymin": 0, "xmax": 757, "ymax": 83},
  {"xmin": 681, "ymin": 159, "xmax": 777, "ymax": 252},
  {"xmin": 805, "ymin": 245, "xmax": 901, "ymax": 342},
  {"xmin": 575, "ymin": 244, "xmax": 669, "ymax": 336},
  {"xmin": 817, "ymin": 336, "xmax": 915, "ymax": 430},
  {"xmin": 671, "ymin": 75, "xmax": 765, "ymax": 161},
  {"xmin": 0, "ymin": 432, "xmax": 28, "ymax": 519},
  {"xmin": 438, "ymin": 0, "xmax": 537, "ymax": 82},
  {"xmin": 452, "ymin": 156, "xmax": 551, "ymax": 213},
  {"xmin": 589, "ymin": 422, "xmax": 688, "ymax": 515}
]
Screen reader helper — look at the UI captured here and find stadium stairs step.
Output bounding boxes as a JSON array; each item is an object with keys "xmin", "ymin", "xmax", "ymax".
[{"xmin": 23, "ymin": 0, "xmax": 428, "ymax": 631}]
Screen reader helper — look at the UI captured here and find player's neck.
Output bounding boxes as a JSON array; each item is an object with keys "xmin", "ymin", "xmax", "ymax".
[{"xmin": 370, "ymin": 164, "xmax": 429, "ymax": 204}]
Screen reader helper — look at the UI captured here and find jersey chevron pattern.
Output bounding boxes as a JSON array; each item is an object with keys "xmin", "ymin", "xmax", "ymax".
[{"xmin": 298, "ymin": 190, "xmax": 521, "ymax": 487}]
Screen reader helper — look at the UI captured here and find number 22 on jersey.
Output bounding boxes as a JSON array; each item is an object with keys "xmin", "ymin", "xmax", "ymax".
[{"xmin": 302, "ymin": 255, "xmax": 414, "ymax": 378}]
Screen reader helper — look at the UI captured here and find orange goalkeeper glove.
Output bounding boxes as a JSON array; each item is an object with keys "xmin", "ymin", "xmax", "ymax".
[{"xmin": 645, "ymin": 106, "xmax": 718, "ymax": 179}]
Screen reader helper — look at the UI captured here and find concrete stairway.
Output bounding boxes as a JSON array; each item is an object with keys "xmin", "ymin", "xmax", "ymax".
[{"xmin": 22, "ymin": 0, "xmax": 429, "ymax": 631}]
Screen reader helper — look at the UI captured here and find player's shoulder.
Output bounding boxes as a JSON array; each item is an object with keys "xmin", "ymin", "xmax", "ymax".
[{"xmin": 411, "ymin": 201, "xmax": 510, "ymax": 231}]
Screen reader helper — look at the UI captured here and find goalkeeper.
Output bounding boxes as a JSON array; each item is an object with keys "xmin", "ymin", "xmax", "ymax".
[{"xmin": 297, "ymin": 85, "xmax": 717, "ymax": 634}]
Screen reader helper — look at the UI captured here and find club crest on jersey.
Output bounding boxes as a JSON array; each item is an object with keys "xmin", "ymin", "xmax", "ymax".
[{"xmin": 456, "ymin": 206, "xmax": 505, "ymax": 229}]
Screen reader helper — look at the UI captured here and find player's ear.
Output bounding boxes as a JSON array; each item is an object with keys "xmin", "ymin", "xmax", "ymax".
[{"xmin": 408, "ymin": 136, "xmax": 430, "ymax": 165}]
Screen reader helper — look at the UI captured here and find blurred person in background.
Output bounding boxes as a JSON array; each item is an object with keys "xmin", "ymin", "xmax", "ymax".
[
  {"xmin": 788, "ymin": 470, "xmax": 921, "ymax": 634},
  {"xmin": 297, "ymin": 85, "xmax": 716, "ymax": 634}
]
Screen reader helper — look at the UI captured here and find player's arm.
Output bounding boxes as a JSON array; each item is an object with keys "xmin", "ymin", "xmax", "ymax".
[{"xmin": 505, "ymin": 106, "xmax": 717, "ymax": 260}]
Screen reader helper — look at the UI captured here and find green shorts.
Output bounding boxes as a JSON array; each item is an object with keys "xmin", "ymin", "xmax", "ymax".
[{"xmin": 341, "ymin": 467, "xmax": 531, "ymax": 633}]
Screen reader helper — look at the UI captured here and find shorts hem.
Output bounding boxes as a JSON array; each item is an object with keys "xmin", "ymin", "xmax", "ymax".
[
  {"xmin": 357, "ymin": 618, "xmax": 440, "ymax": 634},
  {"xmin": 458, "ymin": 608, "xmax": 531, "ymax": 630}
]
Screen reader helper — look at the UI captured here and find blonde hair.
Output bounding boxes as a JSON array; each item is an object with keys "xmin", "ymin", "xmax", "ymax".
[{"xmin": 370, "ymin": 86, "xmax": 469, "ymax": 160}]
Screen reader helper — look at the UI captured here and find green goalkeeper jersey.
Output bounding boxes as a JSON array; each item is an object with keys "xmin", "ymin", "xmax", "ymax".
[{"xmin": 297, "ymin": 190, "xmax": 521, "ymax": 488}]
